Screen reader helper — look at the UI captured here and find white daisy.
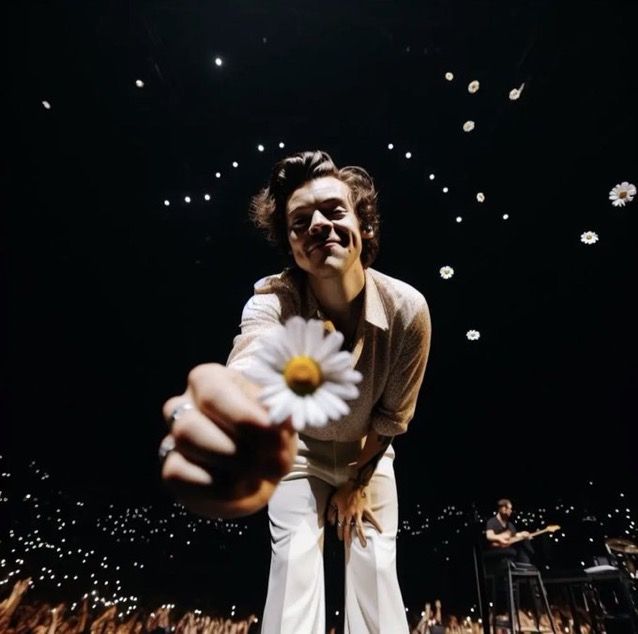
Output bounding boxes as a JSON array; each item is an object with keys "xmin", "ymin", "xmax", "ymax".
[
  {"xmin": 445, "ymin": 72, "xmax": 454, "ymax": 81},
  {"xmin": 580, "ymin": 231, "xmax": 599, "ymax": 245},
  {"xmin": 509, "ymin": 82, "xmax": 525, "ymax": 101},
  {"xmin": 609, "ymin": 181, "xmax": 636, "ymax": 207},
  {"xmin": 244, "ymin": 316, "xmax": 362, "ymax": 431},
  {"xmin": 463, "ymin": 120, "xmax": 475, "ymax": 132},
  {"xmin": 476, "ymin": 192, "xmax": 485, "ymax": 203},
  {"xmin": 440, "ymin": 266, "xmax": 455, "ymax": 279},
  {"xmin": 466, "ymin": 330, "xmax": 480, "ymax": 341},
  {"xmin": 468, "ymin": 80, "xmax": 480, "ymax": 94}
]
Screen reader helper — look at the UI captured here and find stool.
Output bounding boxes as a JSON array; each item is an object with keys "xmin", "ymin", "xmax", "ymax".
[{"xmin": 475, "ymin": 549, "xmax": 557, "ymax": 633}]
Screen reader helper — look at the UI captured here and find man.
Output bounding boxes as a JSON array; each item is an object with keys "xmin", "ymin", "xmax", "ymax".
[
  {"xmin": 485, "ymin": 499, "xmax": 532, "ymax": 565},
  {"xmin": 160, "ymin": 150, "xmax": 431, "ymax": 633},
  {"xmin": 483, "ymin": 499, "xmax": 536, "ymax": 625}
]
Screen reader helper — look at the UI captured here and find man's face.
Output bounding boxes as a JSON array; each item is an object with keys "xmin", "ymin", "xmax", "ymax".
[
  {"xmin": 499, "ymin": 503, "xmax": 513, "ymax": 520},
  {"xmin": 285, "ymin": 176, "xmax": 365, "ymax": 279}
]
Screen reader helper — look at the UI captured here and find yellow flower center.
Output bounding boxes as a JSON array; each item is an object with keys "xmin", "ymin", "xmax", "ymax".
[
  {"xmin": 284, "ymin": 356, "xmax": 322, "ymax": 396},
  {"xmin": 619, "ymin": 191, "xmax": 627, "ymax": 199}
]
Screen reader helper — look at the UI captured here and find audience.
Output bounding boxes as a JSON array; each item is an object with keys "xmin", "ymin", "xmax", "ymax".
[
  {"xmin": 0, "ymin": 576, "xmax": 599, "ymax": 633},
  {"xmin": 0, "ymin": 578, "xmax": 258, "ymax": 634}
]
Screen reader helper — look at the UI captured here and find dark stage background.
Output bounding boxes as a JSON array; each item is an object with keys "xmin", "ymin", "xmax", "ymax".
[{"xmin": 4, "ymin": 0, "xmax": 637, "ymax": 621}]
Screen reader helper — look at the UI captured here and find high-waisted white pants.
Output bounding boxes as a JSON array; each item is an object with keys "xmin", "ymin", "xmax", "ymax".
[{"xmin": 260, "ymin": 434, "xmax": 409, "ymax": 634}]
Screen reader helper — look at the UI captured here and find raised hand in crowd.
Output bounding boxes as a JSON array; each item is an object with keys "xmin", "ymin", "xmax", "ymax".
[{"xmin": 0, "ymin": 577, "xmax": 31, "ymax": 629}]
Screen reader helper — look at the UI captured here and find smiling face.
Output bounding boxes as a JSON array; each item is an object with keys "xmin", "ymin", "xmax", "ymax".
[{"xmin": 286, "ymin": 176, "xmax": 367, "ymax": 280}]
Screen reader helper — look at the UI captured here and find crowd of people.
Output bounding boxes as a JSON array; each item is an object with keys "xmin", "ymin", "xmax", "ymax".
[
  {"xmin": 2, "ymin": 576, "xmax": 598, "ymax": 634},
  {"xmin": 0, "ymin": 578, "xmax": 258, "ymax": 634}
]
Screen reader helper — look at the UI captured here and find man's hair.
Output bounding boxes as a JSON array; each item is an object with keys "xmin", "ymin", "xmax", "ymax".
[
  {"xmin": 250, "ymin": 150, "xmax": 380, "ymax": 268},
  {"xmin": 497, "ymin": 498, "xmax": 512, "ymax": 510}
]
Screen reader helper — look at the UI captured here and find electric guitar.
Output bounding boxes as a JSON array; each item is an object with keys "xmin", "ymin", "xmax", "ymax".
[{"xmin": 491, "ymin": 524, "xmax": 560, "ymax": 548}]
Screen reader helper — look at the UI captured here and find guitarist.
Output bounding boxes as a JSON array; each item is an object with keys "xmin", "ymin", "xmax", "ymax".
[{"xmin": 485, "ymin": 498, "xmax": 534, "ymax": 565}]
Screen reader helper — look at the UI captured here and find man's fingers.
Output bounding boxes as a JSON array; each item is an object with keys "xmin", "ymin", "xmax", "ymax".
[
  {"xmin": 187, "ymin": 364, "xmax": 270, "ymax": 429},
  {"xmin": 162, "ymin": 450, "xmax": 214, "ymax": 487},
  {"xmin": 356, "ymin": 520, "xmax": 367, "ymax": 548},
  {"xmin": 337, "ymin": 515, "xmax": 344, "ymax": 541},
  {"xmin": 343, "ymin": 518, "xmax": 352, "ymax": 545},
  {"xmin": 363, "ymin": 508, "xmax": 383, "ymax": 534},
  {"xmin": 327, "ymin": 503, "xmax": 337, "ymax": 525},
  {"xmin": 171, "ymin": 410, "xmax": 236, "ymax": 457}
]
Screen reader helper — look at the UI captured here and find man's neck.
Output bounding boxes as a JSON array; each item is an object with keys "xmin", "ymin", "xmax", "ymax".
[
  {"xmin": 308, "ymin": 266, "xmax": 366, "ymax": 331},
  {"xmin": 497, "ymin": 513, "xmax": 508, "ymax": 525}
]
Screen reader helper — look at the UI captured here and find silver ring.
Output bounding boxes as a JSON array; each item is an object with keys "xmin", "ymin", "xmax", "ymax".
[
  {"xmin": 167, "ymin": 402, "xmax": 194, "ymax": 427},
  {"xmin": 158, "ymin": 436, "xmax": 176, "ymax": 462}
]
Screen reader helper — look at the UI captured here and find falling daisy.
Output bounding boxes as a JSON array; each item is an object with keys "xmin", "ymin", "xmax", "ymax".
[
  {"xmin": 509, "ymin": 82, "xmax": 525, "ymax": 101},
  {"xmin": 245, "ymin": 316, "xmax": 362, "ymax": 431},
  {"xmin": 463, "ymin": 120, "xmax": 475, "ymax": 132},
  {"xmin": 466, "ymin": 330, "xmax": 481, "ymax": 341},
  {"xmin": 468, "ymin": 80, "xmax": 480, "ymax": 94},
  {"xmin": 476, "ymin": 192, "xmax": 486, "ymax": 203},
  {"xmin": 440, "ymin": 266, "xmax": 455, "ymax": 279},
  {"xmin": 609, "ymin": 181, "xmax": 636, "ymax": 207},
  {"xmin": 580, "ymin": 231, "xmax": 599, "ymax": 245}
]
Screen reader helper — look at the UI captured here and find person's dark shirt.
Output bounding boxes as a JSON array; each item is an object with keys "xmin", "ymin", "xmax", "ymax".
[{"xmin": 486, "ymin": 515, "xmax": 517, "ymax": 537}]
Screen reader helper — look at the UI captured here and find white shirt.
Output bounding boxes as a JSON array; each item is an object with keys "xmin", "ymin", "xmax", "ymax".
[{"xmin": 227, "ymin": 267, "xmax": 431, "ymax": 441}]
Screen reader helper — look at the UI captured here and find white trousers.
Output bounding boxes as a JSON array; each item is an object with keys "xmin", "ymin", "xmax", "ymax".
[{"xmin": 260, "ymin": 435, "xmax": 409, "ymax": 634}]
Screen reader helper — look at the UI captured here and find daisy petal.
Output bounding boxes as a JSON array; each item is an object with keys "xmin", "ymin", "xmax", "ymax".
[
  {"xmin": 291, "ymin": 398, "xmax": 306, "ymax": 431},
  {"xmin": 313, "ymin": 330, "xmax": 345, "ymax": 363},
  {"xmin": 285, "ymin": 316, "xmax": 307, "ymax": 352},
  {"xmin": 244, "ymin": 363, "xmax": 281, "ymax": 387},
  {"xmin": 314, "ymin": 386, "xmax": 350, "ymax": 420},
  {"xmin": 331, "ymin": 369, "xmax": 363, "ymax": 384},
  {"xmin": 267, "ymin": 391, "xmax": 295, "ymax": 424},
  {"xmin": 303, "ymin": 319, "xmax": 326, "ymax": 356},
  {"xmin": 321, "ymin": 351, "xmax": 354, "ymax": 375},
  {"xmin": 322, "ymin": 381, "xmax": 360, "ymax": 400},
  {"xmin": 305, "ymin": 396, "xmax": 329, "ymax": 427}
]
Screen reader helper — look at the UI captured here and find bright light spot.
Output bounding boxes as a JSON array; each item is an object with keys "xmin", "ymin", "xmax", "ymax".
[
  {"xmin": 456, "ymin": 216, "xmax": 463, "ymax": 223},
  {"xmin": 184, "ymin": 196, "xmax": 191, "ymax": 203},
  {"xmin": 232, "ymin": 162, "xmax": 238, "ymax": 168},
  {"xmin": 442, "ymin": 187, "xmax": 449, "ymax": 193},
  {"xmin": 278, "ymin": 142, "xmax": 285, "ymax": 148},
  {"xmin": 204, "ymin": 194, "xmax": 211, "ymax": 201},
  {"xmin": 405, "ymin": 152, "xmax": 412, "ymax": 159},
  {"xmin": 42, "ymin": 101, "xmax": 51, "ymax": 110},
  {"xmin": 135, "ymin": 80, "xmax": 144, "ymax": 88},
  {"xmin": 163, "ymin": 200, "xmax": 170, "ymax": 207},
  {"xmin": 502, "ymin": 213, "xmax": 509, "ymax": 220},
  {"xmin": 215, "ymin": 172, "xmax": 221, "ymax": 178},
  {"xmin": 257, "ymin": 144, "xmax": 265, "ymax": 152},
  {"xmin": 429, "ymin": 173, "xmax": 435, "ymax": 180},
  {"xmin": 388, "ymin": 143, "xmax": 394, "ymax": 150},
  {"xmin": 476, "ymin": 192, "xmax": 485, "ymax": 203},
  {"xmin": 214, "ymin": 57, "xmax": 223, "ymax": 67},
  {"xmin": 445, "ymin": 72, "xmax": 454, "ymax": 81}
]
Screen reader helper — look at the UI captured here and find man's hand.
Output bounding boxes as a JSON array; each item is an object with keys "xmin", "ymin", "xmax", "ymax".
[
  {"xmin": 518, "ymin": 531, "xmax": 531, "ymax": 539},
  {"xmin": 327, "ymin": 479, "xmax": 382, "ymax": 547},
  {"xmin": 161, "ymin": 363, "xmax": 297, "ymax": 518}
]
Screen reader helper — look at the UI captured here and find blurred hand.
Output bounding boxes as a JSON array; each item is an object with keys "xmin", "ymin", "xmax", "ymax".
[{"xmin": 161, "ymin": 364, "xmax": 297, "ymax": 518}]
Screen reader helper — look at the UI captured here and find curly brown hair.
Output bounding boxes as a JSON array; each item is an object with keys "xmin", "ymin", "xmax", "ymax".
[{"xmin": 250, "ymin": 150, "xmax": 380, "ymax": 268}]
